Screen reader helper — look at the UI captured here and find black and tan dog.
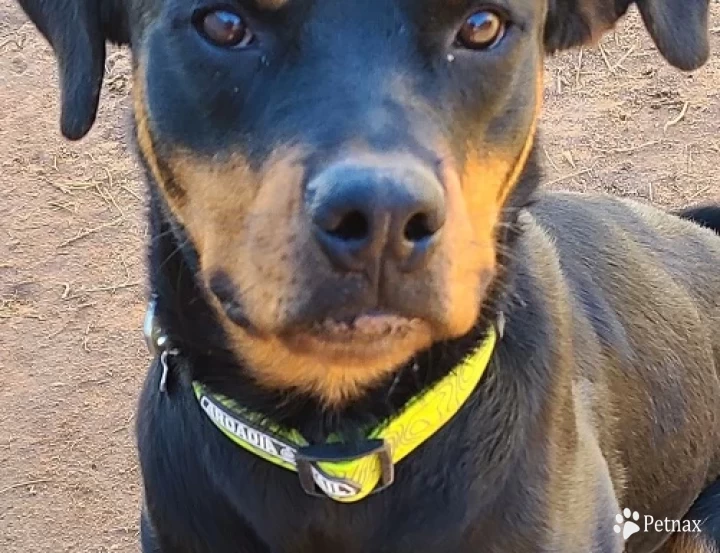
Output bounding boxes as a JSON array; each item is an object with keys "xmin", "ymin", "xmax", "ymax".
[{"xmin": 17, "ymin": 0, "xmax": 720, "ymax": 551}]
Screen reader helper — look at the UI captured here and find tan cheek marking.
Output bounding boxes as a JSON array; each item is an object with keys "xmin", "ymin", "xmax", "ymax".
[
  {"xmin": 165, "ymin": 147, "xmax": 308, "ymax": 331},
  {"xmin": 439, "ymin": 151, "xmax": 508, "ymax": 338},
  {"xmin": 132, "ymin": 70, "xmax": 156, "ymax": 181},
  {"xmin": 498, "ymin": 67, "xmax": 543, "ymax": 205},
  {"xmin": 463, "ymin": 66, "xmax": 542, "ymax": 238},
  {"xmin": 440, "ymin": 68, "xmax": 542, "ymax": 338},
  {"xmin": 216, "ymin": 147, "xmax": 308, "ymax": 330},
  {"xmin": 133, "ymin": 62, "xmax": 305, "ymax": 320},
  {"xmin": 177, "ymin": 148, "xmax": 313, "ymax": 320},
  {"xmin": 168, "ymin": 152, "xmax": 257, "ymax": 259}
]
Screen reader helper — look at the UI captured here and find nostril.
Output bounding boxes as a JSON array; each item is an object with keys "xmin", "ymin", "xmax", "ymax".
[
  {"xmin": 398, "ymin": 206, "xmax": 444, "ymax": 272},
  {"xmin": 327, "ymin": 210, "xmax": 370, "ymax": 241},
  {"xmin": 404, "ymin": 212, "xmax": 436, "ymax": 242}
]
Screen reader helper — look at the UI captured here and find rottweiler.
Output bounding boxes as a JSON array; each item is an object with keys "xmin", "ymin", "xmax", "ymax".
[{"xmin": 16, "ymin": 0, "xmax": 720, "ymax": 551}]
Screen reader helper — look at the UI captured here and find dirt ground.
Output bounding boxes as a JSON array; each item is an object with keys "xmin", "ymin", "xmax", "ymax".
[{"xmin": 1, "ymin": 2, "xmax": 718, "ymax": 551}]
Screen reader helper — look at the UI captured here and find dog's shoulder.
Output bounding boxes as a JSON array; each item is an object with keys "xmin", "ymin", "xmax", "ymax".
[
  {"xmin": 527, "ymin": 192, "xmax": 720, "ymax": 300},
  {"xmin": 529, "ymin": 191, "xmax": 720, "ymax": 245},
  {"xmin": 524, "ymin": 191, "xmax": 720, "ymax": 361},
  {"xmin": 521, "ymin": 192, "xmax": 720, "ymax": 523}
]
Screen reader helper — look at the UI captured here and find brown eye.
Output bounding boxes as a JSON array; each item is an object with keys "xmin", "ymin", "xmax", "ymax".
[
  {"xmin": 197, "ymin": 9, "xmax": 254, "ymax": 49},
  {"xmin": 457, "ymin": 11, "xmax": 506, "ymax": 50}
]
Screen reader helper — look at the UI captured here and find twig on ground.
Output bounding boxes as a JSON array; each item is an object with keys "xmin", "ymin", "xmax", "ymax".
[
  {"xmin": 100, "ymin": 167, "xmax": 124, "ymax": 216},
  {"xmin": 688, "ymin": 186, "xmax": 711, "ymax": 201},
  {"xmin": 81, "ymin": 281, "xmax": 141, "ymax": 294},
  {"xmin": 63, "ymin": 281, "xmax": 142, "ymax": 301},
  {"xmin": 120, "ymin": 185, "xmax": 142, "ymax": 202},
  {"xmin": 598, "ymin": 42, "xmax": 615, "ymax": 74},
  {"xmin": 611, "ymin": 45, "xmax": 636, "ymax": 72},
  {"xmin": 545, "ymin": 167, "xmax": 594, "ymax": 187},
  {"xmin": 575, "ymin": 48, "xmax": 584, "ymax": 87},
  {"xmin": 0, "ymin": 479, "xmax": 52, "ymax": 495},
  {"xmin": 58, "ymin": 216, "xmax": 124, "ymax": 248},
  {"xmin": 597, "ymin": 141, "xmax": 660, "ymax": 155},
  {"xmin": 543, "ymin": 147, "xmax": 561, "ymax": 172},
  {"xmin": 664, "ymin": 101, "xmax": 689, "ymax": 132}
]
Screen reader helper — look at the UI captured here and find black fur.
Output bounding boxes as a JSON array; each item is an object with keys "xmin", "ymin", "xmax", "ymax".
[
  {"xmin": 683, "ymin": 478, "xmax": 720, "ymax": 546},
  {"xmin": 16, "ymin": 0, "xmax": 129, "ymax": 139},
  {"xmin": 676, "ymin": 205, "xmax": 720, "ymax": 235}
]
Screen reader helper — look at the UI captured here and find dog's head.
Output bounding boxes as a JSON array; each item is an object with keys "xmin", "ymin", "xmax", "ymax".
[{"xmin": 20, "ymin": 0, "xmax": 710, "ymax": 404}]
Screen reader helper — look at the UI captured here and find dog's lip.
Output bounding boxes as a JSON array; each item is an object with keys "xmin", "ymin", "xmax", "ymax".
[
  {"xmin": 282, "ymin": 311, "xmax": 422, "ymax": 344},
  {"xmin": 309, "ymin": 312, "xmax": 418, "ymax": 341},
  {"xmin": 219, "ymin": 298, "xmax": 421, "ymax": 341}
]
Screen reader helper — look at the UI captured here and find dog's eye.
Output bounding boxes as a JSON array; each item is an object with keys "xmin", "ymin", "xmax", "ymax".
[
  {"xmin": 457, "ymin": 10, "xmax": 506, "ymax": 50},
  {"xmin": 195, "ymin": 9, "xmax": 254, "ymax": 49}
]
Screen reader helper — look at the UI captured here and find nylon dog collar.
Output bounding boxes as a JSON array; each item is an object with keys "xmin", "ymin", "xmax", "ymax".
[{"xmin": 144, "ymin": 299, "xmax": 498, "ymax": 503}]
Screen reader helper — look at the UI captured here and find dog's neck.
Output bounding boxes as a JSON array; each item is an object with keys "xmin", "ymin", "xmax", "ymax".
[{"xmin": 143, "ymin": 150, "xmax": 541, "ymax": 441}]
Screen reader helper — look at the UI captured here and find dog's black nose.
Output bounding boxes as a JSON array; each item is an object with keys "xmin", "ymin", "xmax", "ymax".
[{"xmin": 307, "ymin": 163, "xmax": 445, "ymax": 273}]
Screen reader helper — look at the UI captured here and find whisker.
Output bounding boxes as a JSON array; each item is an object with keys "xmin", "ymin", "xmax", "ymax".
[
  {"xmin": 159, "ymin": 238, "xmax": 190, "ymax": 271},
  {"xmin": 148, "ymin": 227, "xmax": 179, "ymax": 245}
]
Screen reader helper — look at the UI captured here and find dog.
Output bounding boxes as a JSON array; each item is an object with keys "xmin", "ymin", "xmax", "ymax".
[{"xmin": 16, "ymin": 0, "xmax": 720, "ymax": 551}]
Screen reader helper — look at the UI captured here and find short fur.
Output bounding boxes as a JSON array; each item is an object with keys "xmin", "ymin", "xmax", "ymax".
[{"xmin": 15, "ymin": 0, "xmax": 720, "ymax": 552}]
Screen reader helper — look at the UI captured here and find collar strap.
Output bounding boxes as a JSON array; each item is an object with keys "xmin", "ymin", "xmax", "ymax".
[
  {"xmin": 193, "ymin": 329, "xmax": 497, "ymax": 503},
  {"xmin": 143, "ymin": 298, "xmax": 498, "ymax": 503}
]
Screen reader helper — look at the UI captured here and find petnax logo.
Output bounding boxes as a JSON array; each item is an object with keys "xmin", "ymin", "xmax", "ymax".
[{"xmin": 613, "ymin": 508, "xmax": 702, "ymax": 542}]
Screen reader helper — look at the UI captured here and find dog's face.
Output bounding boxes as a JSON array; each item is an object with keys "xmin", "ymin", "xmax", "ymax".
[
  {"xmin": 19, "ymin": 0, "xmax": 710, "ymax": 404},
  {"xmin": 134, "ymin": 0, "xmax": 547, "ymax": 403}
]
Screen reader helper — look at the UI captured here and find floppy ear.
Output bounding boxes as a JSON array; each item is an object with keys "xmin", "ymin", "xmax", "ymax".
[
  {"xmin": 545, "ymin": 0, "xmax": 710, "ymax": 71},
  {"xmin": 17, "ymin": 0, "xmax": 130, "ymax": 139}
]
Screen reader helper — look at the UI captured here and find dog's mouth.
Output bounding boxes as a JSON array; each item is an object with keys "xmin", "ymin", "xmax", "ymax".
[
  {"xmin": 280, "ymin": 311, "xmax": 431, "ymax": 359},
  {"xmin": 303, "ymin": 312, "xmax": 421, "ymax": 342},
  {"xmin": 217, "ymin": 294, "xmax": 422, "ymax": 340}
]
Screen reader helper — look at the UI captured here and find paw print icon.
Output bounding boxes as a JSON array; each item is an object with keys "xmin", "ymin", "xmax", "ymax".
[{"xmin": 614, "ymin": 508, "xmax": 641, "ymax": 541}]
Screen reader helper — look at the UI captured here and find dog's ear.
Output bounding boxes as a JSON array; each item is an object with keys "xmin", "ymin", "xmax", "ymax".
[
  {"xmin": 545, "ymin": 0, "xmax": 710, "ymax": 71},
  {"xmin": 17, "ymin": 0, "xmax": 130, "ymax": 139}
]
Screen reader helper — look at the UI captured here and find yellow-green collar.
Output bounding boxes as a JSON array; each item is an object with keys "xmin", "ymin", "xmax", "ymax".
[
  {"xmin": 143, "ymin": 297, "xmax": 499, "ymax": 503},
  {"xmin": 192, "ymin": 328, "xmax": 497, "ymax": 503}
]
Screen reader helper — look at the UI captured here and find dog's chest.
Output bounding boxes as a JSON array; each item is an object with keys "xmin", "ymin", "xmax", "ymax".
[
  {"xmin": 201, "ymin": 424, "xmax": 485, "ymax": 552},
  {"xmin": 138, "ymin": 368, "xmax": 532, "ymax": 553}
]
